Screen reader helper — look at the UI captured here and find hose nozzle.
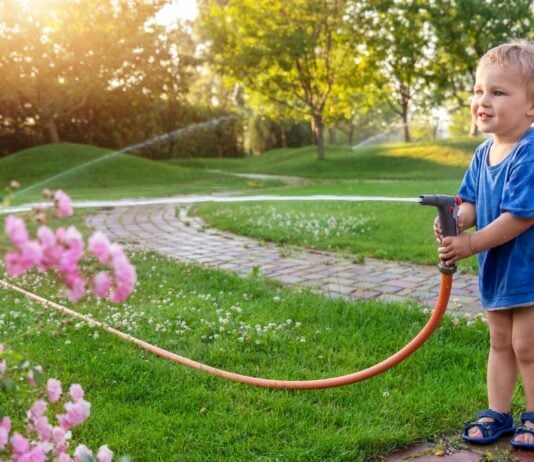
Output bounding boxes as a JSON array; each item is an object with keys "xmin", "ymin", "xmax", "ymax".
[{"xmin": 419, "ymin": 195, "xmax": 461, "ymax": 274}]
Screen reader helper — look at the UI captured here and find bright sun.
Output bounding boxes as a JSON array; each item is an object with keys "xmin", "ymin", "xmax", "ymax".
[{"xmin": 155, "ymin": 0, "xmax": 198, "ymax": 24}]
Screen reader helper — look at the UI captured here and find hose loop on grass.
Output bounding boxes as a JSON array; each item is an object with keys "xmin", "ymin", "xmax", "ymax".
[{"xmin": 0, "ymin": 274, "xmax": 452, "ymax": 389}]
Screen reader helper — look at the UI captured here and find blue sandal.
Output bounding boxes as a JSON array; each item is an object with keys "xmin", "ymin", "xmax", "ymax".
[
  {"xmin": 462, "ymin": 409, "xmax": 515, "ymax": 444},
  {"xmin": 511, "ymin": 412, "xmax": 534, "ymax": 450}
]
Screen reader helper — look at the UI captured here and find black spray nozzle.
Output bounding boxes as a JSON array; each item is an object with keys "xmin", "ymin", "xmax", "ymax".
[{"xmin": 419, "ymin": 195, "xmax": 462, "ymax": 274}]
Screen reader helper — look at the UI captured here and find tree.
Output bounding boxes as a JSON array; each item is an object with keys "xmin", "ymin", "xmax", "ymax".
[
  {"xmin": 347, "ymin": 0, "xmax": 433, "ymax": 143},
  {"xmin": 429, "ymin": 0, "xmax": 533, "ymax": 136},
  {"xmin": 197, "ymin": 0, "xmax": 370, "ymax": 160},
  {"xmin": 0, "ymin": 0, "xmax": 168, "ymax": 144}
]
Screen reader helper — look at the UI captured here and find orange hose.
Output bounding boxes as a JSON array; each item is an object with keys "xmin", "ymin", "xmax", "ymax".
[{"xmin": 0, "ymin": 274, "xmax": 452, "ymax": 389}]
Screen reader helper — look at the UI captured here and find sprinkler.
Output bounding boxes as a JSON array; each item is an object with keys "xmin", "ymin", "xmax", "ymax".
[
  {"xmin": 419, "ymin": 194, "xmax": 461, "ymax": 275},
  {"xmin": 1, "ymin": 194, "xmax": 463, "ymax": 389}
]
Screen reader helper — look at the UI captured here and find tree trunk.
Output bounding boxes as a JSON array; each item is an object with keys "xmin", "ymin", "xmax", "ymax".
[
  {"xmin": 45, "ymin": 117, "xmax": 60, "ymax": 143},
  {"xmin": 348, "ymin": 122, "xmax": 355, "ymax": 147},
  {"xmin": 311, "ymin": 113, "xmax": 325, "ymax": 160},
  {"xmin": 401, "ymin": 111, "xmax": 411, "ymax": 143}
]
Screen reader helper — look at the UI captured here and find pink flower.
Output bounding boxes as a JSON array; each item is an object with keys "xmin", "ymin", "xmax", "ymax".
[
  {"xmin": 69, "ymin": 384, "xmax": 84, "ymax": 402},
  {"xmin": 5, "ymin": 215, "xmax": 29, "ymax": 247},
  {"xmin": 97, "ymin": 445, "xmax": 113, "ymax": 462},
  {"xmin": 57, "ymin": 399, "xmax": 91, "ymax": 430},
  {"xmin": 33, "ymin": 416, "xmax": 52, "ymax": 442},
  {"xmin": 54, "ymin": 190, "xmax": 73, "ymax": 217},
  {"xmin": 65, "ymin": 275, "xmax": 86, "ymax": 303},
  {"xmin": 57, "ymin": 452, "xmax": 73, "ymax": 462},
  {"xmin": 88, "ymin": 232, "xmax": 112, "ymax": 264},
  {"xmin": 10, "ymin": 432, "xmax": 30, "ymax": 454},
  {"xmin": 109, "ymin": 245, "xmax": 136, "ymax": 303},
  {"xmin": 92, "ymin": 272, "xmax": 112, "ymax": 298},
  {"xmin": 0, "ymin": 416, "xmax": 11, "ymax": 449},
  {"xmin": 28, "ymin": 400, "xmax": 48, "ymax": 420},
  {"xmin": 47, "ymin": 379, "xmax": 62, "ymax": 403},
  {"xmin": 73, "ymin": 444, "xmax": 93, "ymax": 462},
  {"xmin": 0, "ymin": 359, "xmax": 6, "ymax": 375},
  {"xmin": 5, "ymin": 240, "xmax": 43, "ymax": 277}
]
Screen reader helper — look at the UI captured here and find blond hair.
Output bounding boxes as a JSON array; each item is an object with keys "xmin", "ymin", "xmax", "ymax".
[{"xmin": 478, "ymin": 39, "xmax": 534, "ymax": 99}]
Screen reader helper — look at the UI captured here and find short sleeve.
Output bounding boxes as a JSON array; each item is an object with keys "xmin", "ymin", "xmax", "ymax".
[
  {"xmin": 458, "ymin": 145, "xmax": 485, "ymax": 204},
  {"xmin": 502, "ymin": 155, "xmax": 534, "ymax": 218}
]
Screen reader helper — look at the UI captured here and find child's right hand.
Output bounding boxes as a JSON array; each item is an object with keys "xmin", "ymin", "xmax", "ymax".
[
  {"xmin": 433, "ymin": 211, "xmax": 468, "ymax": 243},
  {"xmin": 433, "ymin": 215, "xmax": 443, "ymax": 243}
]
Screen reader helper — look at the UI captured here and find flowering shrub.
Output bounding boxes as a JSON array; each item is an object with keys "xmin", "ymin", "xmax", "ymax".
[
  {"xmin": 3, "ymin": 190, "xmax": 136, "ymax": 303},
  {"xmin": 1, "ymin": 186, "xmax": 135, "ymax": 460},
  {"xmin": 0, "ymin": 343, "xmax": 115, "ymax": 462}
]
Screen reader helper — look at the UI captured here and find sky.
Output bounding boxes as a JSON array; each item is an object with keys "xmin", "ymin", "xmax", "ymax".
[{"xmin": 155, "ymin": 0, "xmax": 199, "ymax": 24}]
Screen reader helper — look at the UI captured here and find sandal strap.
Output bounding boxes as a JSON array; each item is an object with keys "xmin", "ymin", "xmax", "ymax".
[
  {"xmin": 475, "ymin": 409, "xmax": 511, "ymax": 424},
  {"xmin": 520, "ymin": 411, "xmax": 534, "ymax": 423},
  {"xmin": 515, "ymin": 425, "xmax": 534, "ymax": 436}
]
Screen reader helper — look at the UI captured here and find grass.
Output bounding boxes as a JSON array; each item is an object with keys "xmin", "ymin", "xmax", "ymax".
[
  {"xmin": 167, "ymin": 138, "xmax": 480, "ymax": 180},
  {"xmin": 0, "ymin": 143, "xmax": 282, "ymax": 205},
  {"xmin": 0, "ymin": 253, "xmax": 502, "ymax": 461}
]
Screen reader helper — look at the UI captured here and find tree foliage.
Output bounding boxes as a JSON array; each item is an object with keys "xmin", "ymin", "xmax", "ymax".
[{"xmin": 198, "ymin": 0, "xmax": 372, "ymax": 160}]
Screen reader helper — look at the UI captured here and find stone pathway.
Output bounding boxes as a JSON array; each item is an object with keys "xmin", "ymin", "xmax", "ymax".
[
  {"xmin": 86, "ymin": 202, "xmax": 534, "ymax": 461},
  {"xmin": 86, "ymin": 203, "xmax": 483, "ymax": 317}
]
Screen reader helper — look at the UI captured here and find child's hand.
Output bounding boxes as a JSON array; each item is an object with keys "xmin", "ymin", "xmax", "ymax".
[
  {"xmin": 438, "ymin": 232, "xmax": 473, "ymax": 265},
  {"xmin": 433, "ymin": 216, "xmax": 443, "ymax": 243}
]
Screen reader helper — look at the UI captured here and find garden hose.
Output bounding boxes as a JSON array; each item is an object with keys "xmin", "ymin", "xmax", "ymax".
[
  {"xmin": 0, "ymin": 194, "xmax": 459, "ymax": 389},
  {"xmin": 0, "ymin": 272, "xmax": 452, "ymax": 389}
]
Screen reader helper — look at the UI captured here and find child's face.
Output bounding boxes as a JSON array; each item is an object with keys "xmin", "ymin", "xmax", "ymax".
[{"xmin": 471, "ymin": 62, "xmax": 534, "ymax": 142}]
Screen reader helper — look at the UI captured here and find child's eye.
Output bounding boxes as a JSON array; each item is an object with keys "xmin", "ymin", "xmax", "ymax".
[{"xmin": 494, "ymin": 90, "xmax": 505, "ymax": 96}]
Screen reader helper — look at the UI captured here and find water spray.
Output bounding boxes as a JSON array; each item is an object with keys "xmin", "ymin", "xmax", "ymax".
[{"xmin": 1, "ymin": 194, "xmax": 462, "ymax": 389}]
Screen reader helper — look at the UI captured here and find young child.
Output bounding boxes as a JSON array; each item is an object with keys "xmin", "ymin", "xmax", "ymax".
[{"xmin": 435, "ymin": 39, "xmax": 534, "ymax": 448}]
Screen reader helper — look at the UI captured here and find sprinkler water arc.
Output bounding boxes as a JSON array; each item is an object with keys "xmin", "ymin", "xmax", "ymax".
[{"xmin": 0, "ymin": 195, "xmax": 461, "ymax": 389}]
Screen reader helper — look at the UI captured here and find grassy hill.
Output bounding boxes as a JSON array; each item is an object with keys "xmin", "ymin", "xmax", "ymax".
[
  {"xmin": 167, "ymin": 138, "xmax": 481, "ymax": 180},
  {"xmin": 0, "ymin": 143, "xmax": 280, "ymax": 204}
]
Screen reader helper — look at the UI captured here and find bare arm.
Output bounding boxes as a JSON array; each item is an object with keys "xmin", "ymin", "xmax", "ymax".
[{"xmin": 439, "ymin": 212, "xmax": 534, "ymax": 265}]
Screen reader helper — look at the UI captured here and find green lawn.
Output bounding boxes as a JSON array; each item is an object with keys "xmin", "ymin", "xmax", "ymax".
[
  {"xmin": 1, "ymin": 253, "xmax": 500, "ymax": 461},
  {"xmin": 0, "ymin": 138, "xmax": 493, "ymax": 460}
]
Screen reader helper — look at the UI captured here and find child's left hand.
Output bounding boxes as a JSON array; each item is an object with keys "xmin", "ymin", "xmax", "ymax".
[{"xmin": 438, "ymin": 232, "xmax": 473, "ymax": 265}]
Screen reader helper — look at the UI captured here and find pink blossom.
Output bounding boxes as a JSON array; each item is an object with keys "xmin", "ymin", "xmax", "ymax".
[
  {"xmin": 69, "ymin": 384, "xmax": 84, "ymax": 402},
  {"xmin": 5, "ymin": 240, "xmax": 43, "ymax": 277},
  {"xmin": 5, "ymin": 215, "xmax": 29, "ymax": 247},
  {"xmin": 17, "ymin": 444, "xmax": 47, "ymax": 462},
  {"xmin": 47, "ymin": 379, "xmax": 62, "ymax": 403},
  {"xmin": 54, "ymin": 190, "xmax": 73, "ymax": 217},
  {"xmin": 0, "ymin": 344, "xmax": 3, "ymax": 353},
  {"xmin": 28, "ymin": 400, "xmax": 48, "ymax": 421},
  {"xmin": 109, "ymin": 245, "xmax": 136, "ymax": 303},
  {"xmin": 57, "ymin": 399, "xmax": 91, "ymax": 430},
  {"xmin": 92, "ymin": 272, "xmax": 112, "ymax": 298},
  {"xmin": 73, "ymin": 444, "xmax": 93, "ymax": 462},
  {"xmin": 10, "ymin": 432, "xmax": 30, "ymax": 454},
  {"xmin": 97, "ymin": 445, "xmax": 113, "ymax": 462},
  {"xmin": 37, "ymin": 226, "xmax": 64, "ymax": 271},
  {"xmin": 88, "ymin": 232, "xmax": 112, "ymax": 264},
  {"xmin": 32, "ymin": 416, "xmax": 52, "ymax": 442},
  {"xmin": 65, "ymin": 275, "xmax": 86, "ymax": 303},
  {"xmin": 56, "ymin": 452, "xmax": 73, "ymax": 462},
  {"xmin": 0, "ymin": 416, "xmax": 11, "ymax": 449},
  {"xmin": 0, "ymin": 359, "xmax": 6, "ymax": 375}
]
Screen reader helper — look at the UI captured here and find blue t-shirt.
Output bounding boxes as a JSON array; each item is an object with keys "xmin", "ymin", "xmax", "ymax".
[{"xmin": 458, "ymin": 127, "xmax": 534, "ymax": 309}]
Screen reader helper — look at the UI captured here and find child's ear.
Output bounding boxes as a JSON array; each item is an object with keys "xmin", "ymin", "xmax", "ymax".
[{"xmin": 528, "ymin": 99, "xmax": 534, "ymax": 117}]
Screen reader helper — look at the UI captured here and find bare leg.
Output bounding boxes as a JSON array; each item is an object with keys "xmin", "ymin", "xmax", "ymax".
[
  {"xmin": 469, "ymin": 309, "xmax": 516, "ymax": 438},
  {"xmin": 511, "ymin": 307, "xmax": 534, "ymax": 444}
]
